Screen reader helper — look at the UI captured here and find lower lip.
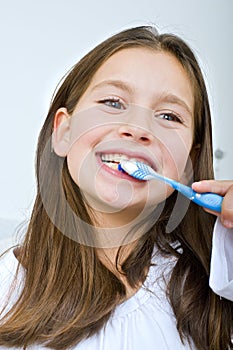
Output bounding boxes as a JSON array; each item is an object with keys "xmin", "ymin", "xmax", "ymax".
[{"xmin": 97, "ymin": 156, "xmax": 145, "ymax": 183}]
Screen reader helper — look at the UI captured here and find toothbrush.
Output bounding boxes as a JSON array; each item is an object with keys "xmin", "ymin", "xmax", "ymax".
[{"xmin": 118, "ymin": 161, "xmax": 223, "ymax": 213}]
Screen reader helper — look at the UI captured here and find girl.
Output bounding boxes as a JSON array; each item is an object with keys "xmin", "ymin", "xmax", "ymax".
[{"xmin": 0, "ymin": 26, "xmax": 233, "ymax": 350}]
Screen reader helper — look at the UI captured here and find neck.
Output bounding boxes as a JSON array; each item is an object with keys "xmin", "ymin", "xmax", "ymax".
[
  {"xmin": 88, "ymin": 205, "xmax": 155, "ymax": 248},
  {"xmin": 96, "ymin": 241, "xmax": 145, "ymax": 299}
]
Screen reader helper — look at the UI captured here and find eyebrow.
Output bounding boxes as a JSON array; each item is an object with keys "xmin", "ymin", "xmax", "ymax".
[
  {"xmin": 157, "ymin": 92, "xmax": 193, "ymax": 116},
  {"xmin": 91, "ymin": 79, "xmax": 193, "ymax": 116},
  {"xmin": 90, "ymin": 79, "xmax": 135, "ymax": 95}
]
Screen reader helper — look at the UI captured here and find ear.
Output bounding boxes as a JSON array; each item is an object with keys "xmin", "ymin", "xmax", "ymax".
[{"xmin": 52, "ymin": 107, "xmax": 71, "ymax": 157}]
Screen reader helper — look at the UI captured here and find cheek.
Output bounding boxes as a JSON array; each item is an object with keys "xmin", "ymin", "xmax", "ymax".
[
  {"xmin": 159, "ymin": 130, "xmax": 193, "ymax": 180},
  {"xmin": 66, "ymin": 128, "xmax": 97, "ymax": 187},
  {"xmin": 66, "ymin": 144, "xmax": 83, "ymax": 185},
  {"xmin": 69, "ymin": 106, "xmax": 117, "ymax": 143},
  {"xmin": 66, "ymin": 127, "xmax": 109, "ymax": 186}
]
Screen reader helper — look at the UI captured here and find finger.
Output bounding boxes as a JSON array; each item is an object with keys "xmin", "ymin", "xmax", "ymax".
[
  {"xmin": 202, "ymin": 207, "xmax": 221, "ymax": 217},
  {"xmin": 192, "ymin": 180, "xmax": 233, "ymax": 196},
  {"xmin": 202, "ymin": 199, "xmax": 233, "ymax": 229},
  {"xmin": 221, "ymin": 185, "xmax": 233, "ymax": 227},
  {"xmin": 193, "ymin": 180, "xmax": 233, "ymax": 228}
]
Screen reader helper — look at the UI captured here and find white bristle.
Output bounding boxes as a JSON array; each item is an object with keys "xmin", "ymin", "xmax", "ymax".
[{"xmin": 120, "ymin": 161, "xmax": 139, "ymax": 174}]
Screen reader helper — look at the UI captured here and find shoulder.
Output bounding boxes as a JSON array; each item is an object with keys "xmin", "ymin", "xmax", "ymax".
[{"xmin": 210, "ymin": 218, "xmax": 233, "ymax": 301}]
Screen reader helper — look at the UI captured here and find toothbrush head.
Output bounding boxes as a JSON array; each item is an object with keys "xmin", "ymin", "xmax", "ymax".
[
  {"xmin": 117, "ymin": 163, "xmax": 125, "ymax": 172},
  {"xmin": 118, "ymin": 161, "xmax": 153, "ymax": 180}
]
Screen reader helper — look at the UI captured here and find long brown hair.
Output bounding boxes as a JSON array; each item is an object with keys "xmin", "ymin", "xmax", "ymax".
[{"xmin": 0, "ymin": 26, "xmax": 232, "ymax": 350}]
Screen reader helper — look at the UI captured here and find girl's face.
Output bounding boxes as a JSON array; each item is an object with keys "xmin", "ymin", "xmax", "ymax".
[{"xmin": 53, "ymin": 48, "xmax": 194, "ymax": 222}]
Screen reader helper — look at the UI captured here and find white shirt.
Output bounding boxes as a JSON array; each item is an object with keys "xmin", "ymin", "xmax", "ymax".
[{"xmin": 0, "ymin": 219, "xmax": 232, "ymax": 350}]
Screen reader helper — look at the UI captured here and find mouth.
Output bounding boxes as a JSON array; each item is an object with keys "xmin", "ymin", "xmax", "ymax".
[{"xmin": 99, "ymin": 153, "xmax": 153, "ymax": 173}]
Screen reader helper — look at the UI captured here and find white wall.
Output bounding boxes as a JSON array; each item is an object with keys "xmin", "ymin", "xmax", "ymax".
[{"xmin": 0, "ymin": 0, "xmax": 232, "ymax": 234}]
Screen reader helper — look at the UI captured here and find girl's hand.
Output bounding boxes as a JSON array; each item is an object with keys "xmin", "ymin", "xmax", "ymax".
[{"xmin": 192, "ymin": 180, "xmax": 233, "ymax": 229}]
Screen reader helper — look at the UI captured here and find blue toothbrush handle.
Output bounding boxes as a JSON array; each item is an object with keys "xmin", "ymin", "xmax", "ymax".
[
  {"xmin": 119, "ymin": 161, "xmax": 224, "ymax": 213},
  {"xmin": 174, "ymin": 183, "xmax": 223, "ymax": 213},
  {"xmin": 192, "ymin": 192, "xmax": 223, "ymax": 213}
]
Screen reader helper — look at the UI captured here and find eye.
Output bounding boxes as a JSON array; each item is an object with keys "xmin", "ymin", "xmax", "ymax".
[
  {"xmin": 155, "ymin": 112, "xmax": 183, "ymax": 123},
  {"xmin": 99, "ymin": 97, "xmax": 126, "ymax": 110}
]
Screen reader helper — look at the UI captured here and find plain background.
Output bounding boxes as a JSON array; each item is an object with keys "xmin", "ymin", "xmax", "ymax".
[{"xmin": 0, "ymin": 0, "xmax": 232, "ymax": 249}]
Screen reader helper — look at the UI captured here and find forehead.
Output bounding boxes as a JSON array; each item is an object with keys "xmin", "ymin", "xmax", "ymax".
[
  {"xmin": 88, "ymin": 47, "xmax": 194, "ymax": 113},
  {"xmin": 93, "ymin": 47, "xmax": 190, "ymax": 80}
]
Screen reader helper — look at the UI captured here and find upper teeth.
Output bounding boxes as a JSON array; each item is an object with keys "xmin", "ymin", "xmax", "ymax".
[{"xmin": 101, "ymin": 153, "xmax": 149, "ymax": 165}]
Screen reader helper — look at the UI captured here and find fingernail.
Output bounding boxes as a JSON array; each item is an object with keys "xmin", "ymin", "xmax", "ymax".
[{"xmin": 222, "ymin": 220, "xmax": 233, "ymax": 228}]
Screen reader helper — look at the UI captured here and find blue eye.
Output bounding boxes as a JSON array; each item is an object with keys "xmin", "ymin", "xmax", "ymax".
[
  {"xmin": 156, "ymin": 112, "xmax": 182, "ymax": 123},
  {"xmin": 99, "ymin": 98, "xmax": 125, "ymax": 110}
]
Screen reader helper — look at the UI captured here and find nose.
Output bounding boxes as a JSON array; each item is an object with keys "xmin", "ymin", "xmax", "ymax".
[
  {"xmin": 118, "ymin": 123, "xmax": 153, "ymax": 144},
  {"xmin": 117, "ymin": 105, "xmax": 154, "ymax": 144}
]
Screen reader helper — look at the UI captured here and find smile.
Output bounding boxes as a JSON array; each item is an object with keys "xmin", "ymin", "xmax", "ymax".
[{"xmin": 100, "ymin": 153, "xmax": 150, "ymax": 170}]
